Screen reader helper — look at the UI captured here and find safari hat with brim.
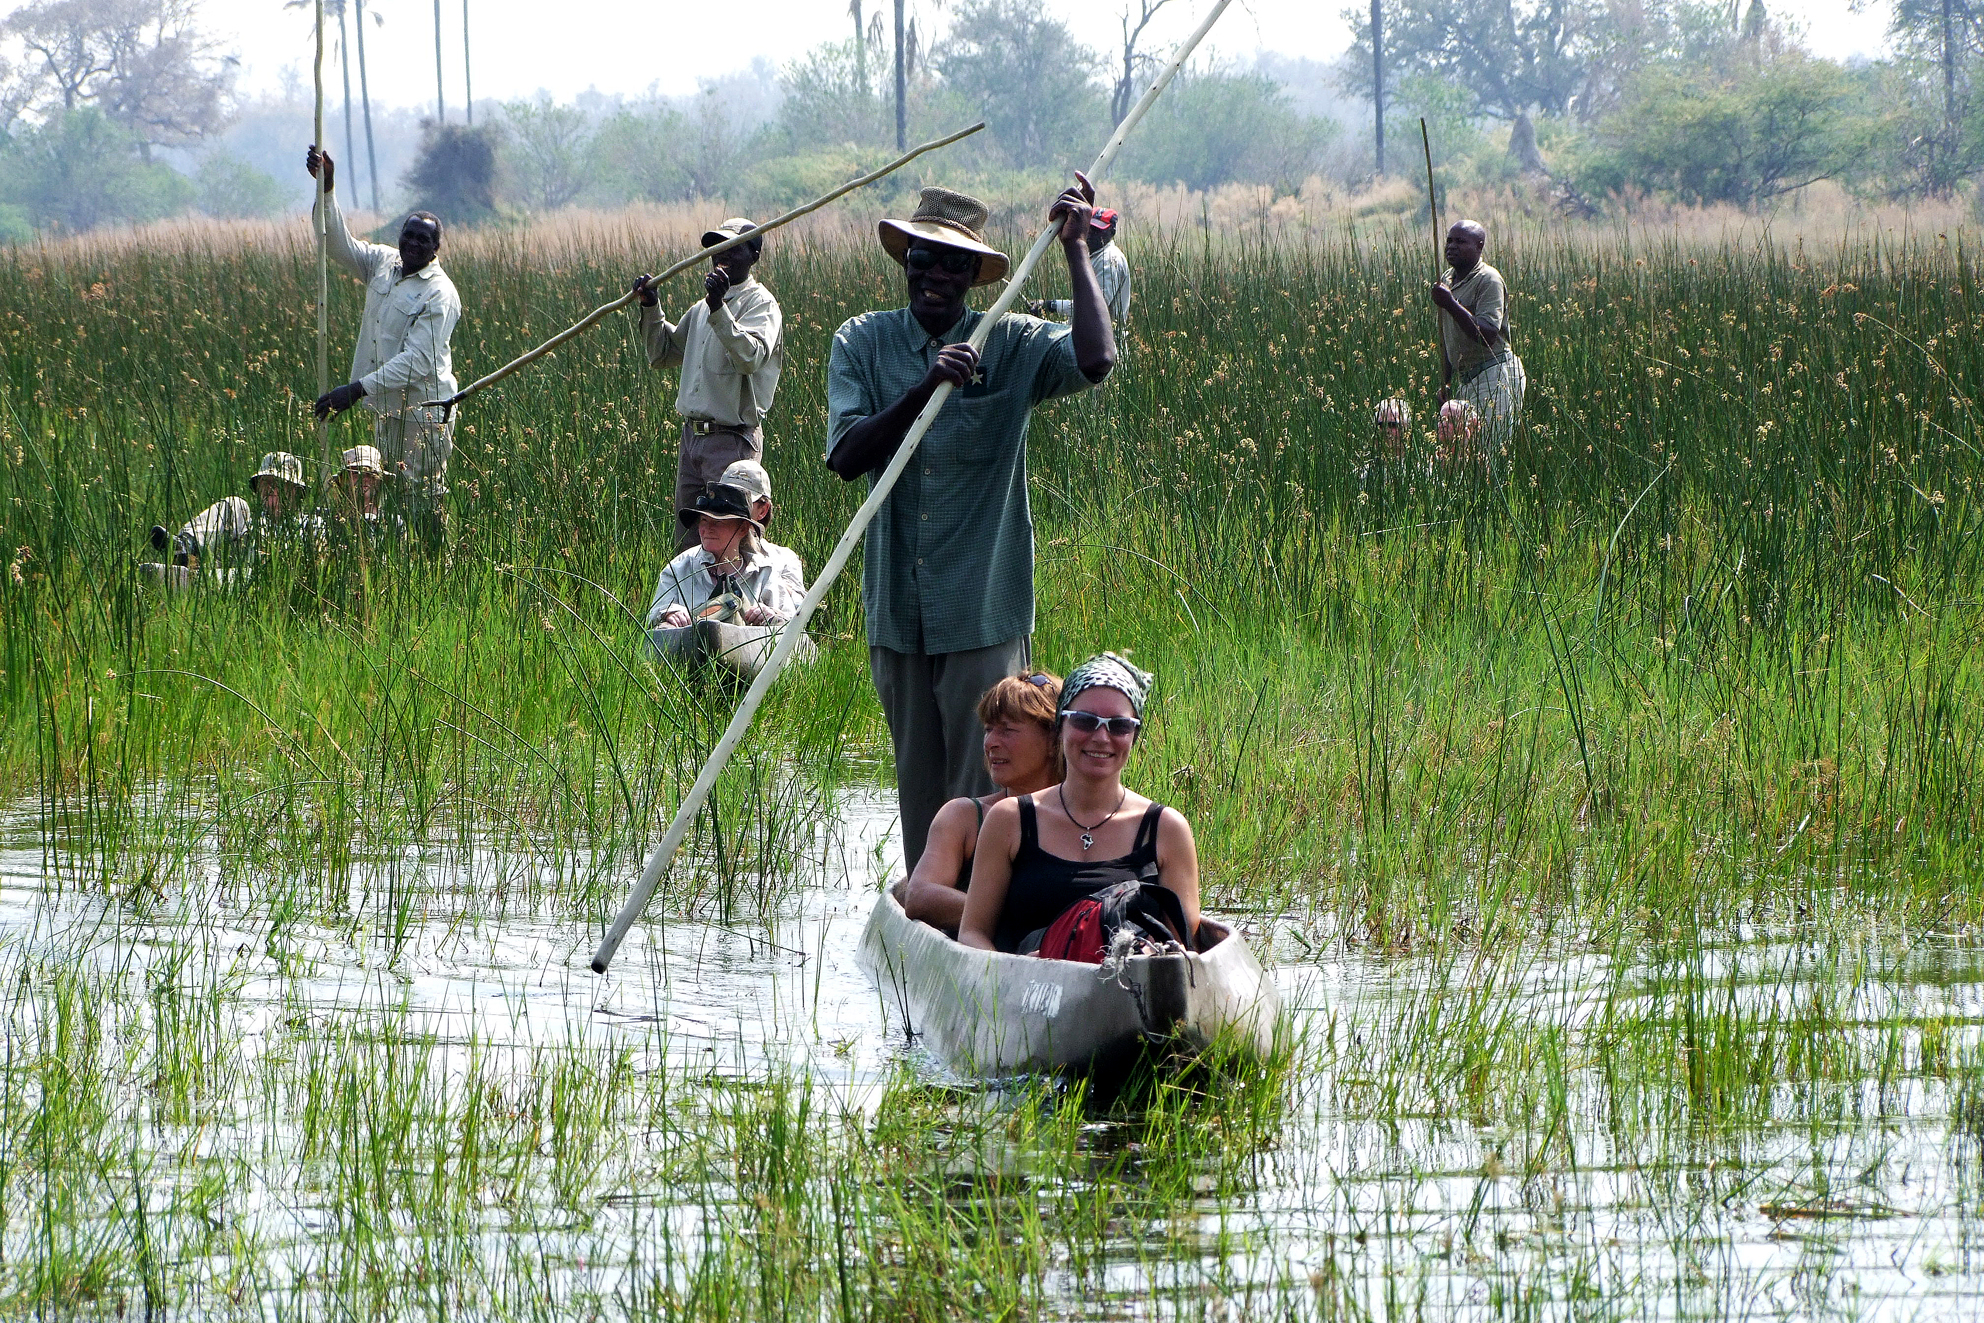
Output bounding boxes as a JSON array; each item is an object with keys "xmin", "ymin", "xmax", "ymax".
[
  {"xmin": 717, "ymin": 459, "xmax": 773, "ymax": 520},
  {"xmin": 702, "ymin": 217, "xmax": 762, "ymax": 252},
  {"xmin": 339, "ymin": 444, "xmax": 388, "ymax": 478},
  {"xmin": 879, "ymin": 187, "xmax": 1009, "ymax": 287},
  {"xmin": 248, "ymin": 451, "xmax": 307, "ymax": 494},
  {"xmin": 678, "ymin": 481, "xmax": 765, "ymax": 535}
]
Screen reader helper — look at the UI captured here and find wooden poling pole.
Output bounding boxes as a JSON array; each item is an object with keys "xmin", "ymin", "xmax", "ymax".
[
  {"xmin": 315, "ymin": 0, "xmax": 331, "ymax": 489},
  {"xmin": 424, "ymin": 121, "xmax": 987, "ymax": 414},
  {"xmin": 1420, "ymin": 117, "xmax": 1440, "ymax": 281},
  {"xmin": 590, "ymin": 0, "xmax": 1235, "ymax": 975}
]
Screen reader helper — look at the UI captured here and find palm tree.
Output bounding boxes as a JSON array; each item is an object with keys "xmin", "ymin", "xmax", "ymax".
[{"xmin": 354, "ymin": 0, "xmax": 381, "ymax": 208}]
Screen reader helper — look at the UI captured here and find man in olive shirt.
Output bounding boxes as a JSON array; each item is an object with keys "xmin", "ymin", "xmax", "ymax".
[
  {"xmin": 1431, "ymin": 219, "xmax": 1526, "ymax": 462},
  {"xmin": 826, "ymin": 180, "xmax": 1116, "ymax": 869},
  {"xmin": 630, "ymin": 219, "xmax": 785, "ymax": 550}
]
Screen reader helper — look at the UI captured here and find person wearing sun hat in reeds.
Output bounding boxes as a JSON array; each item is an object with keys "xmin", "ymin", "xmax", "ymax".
[
  {"xmin": 1030, "ymin": 207, "xmax": 1130, "ymax": 326},
  {"xmin": 825, "ymin": 177, "xmax": 1117, "ymax": 870},
  {"xmin": 146, "ymin": 451, "xmax": 312, "ymax": 583},
  {"xmin": 644, "ymin": 459, "xmax": 805, "ymax": 633},
  {"xmin": 628, "ymin": 218, "xmax": 785, "ymax": 552}
]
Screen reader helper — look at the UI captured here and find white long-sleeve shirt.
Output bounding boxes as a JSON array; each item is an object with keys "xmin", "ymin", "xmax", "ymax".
[
  {"xmin": 635, "ymin": 276, "xmax": 784, "ymax": 428},
  {"xmin": 1043, "ymin": 241, "xmax": 1131, "ymax": 324},
  {"xmin": 320, "ymin": 192, "xmax": 462, "ymax": 417},
  {"xmin": 645, "ymin": 539, "xmax": 806, "ymax": 628}
]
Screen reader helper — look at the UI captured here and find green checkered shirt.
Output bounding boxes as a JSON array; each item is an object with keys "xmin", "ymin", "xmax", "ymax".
[{"xmin": 827, "ymin": 306, "xmax": 1093, "ymax": 655}]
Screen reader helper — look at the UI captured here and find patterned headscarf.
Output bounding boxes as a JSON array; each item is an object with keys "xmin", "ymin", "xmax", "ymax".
[{"xmin": 1059, "ymin": 652, "xmax": 1154, "ymax": 719}]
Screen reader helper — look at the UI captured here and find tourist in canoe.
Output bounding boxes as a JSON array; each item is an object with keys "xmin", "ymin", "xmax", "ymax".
[
  {"xmin": 1433, "ymin": 399, "xmax": 1484, "ymax": 475},
  {"xmin": 900, "ymin": 670, "xmax": 1064, "ymax": 934},
  {"xmin": 331, "ymin": 444, "xmax": 399, "ymax": 541},
  {"xmin": 147, "ymin": 451, "xmax": 311, "ymax": 574},
  {"xmin": 644, "ymin": 460, "xmax": 805, "ymax": 630},
  {"xmin": 1029, "ymin": 207, "xmax": 1131, "ymax": 327},
  {"xmin": 956, "ymin": 653, "xmax": 1201, "ymax": 955}
]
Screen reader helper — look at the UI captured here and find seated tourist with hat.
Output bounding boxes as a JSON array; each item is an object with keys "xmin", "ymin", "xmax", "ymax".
[
  {"xmin": 147, "ymin": 451, "xmax": 312, "ymax": 581},
  {"xmin": 332, "ymin": 443, "xmax": 402, "ymax": 539},
  {"xmin": 645, "ymin": 459, "xmax": 806, "ymax": 631}
]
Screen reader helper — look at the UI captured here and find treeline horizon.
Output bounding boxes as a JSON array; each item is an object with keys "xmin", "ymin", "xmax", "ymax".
[{"xmin": 1, "ymin": 0, "xmax": 1981, "ymax": 240}]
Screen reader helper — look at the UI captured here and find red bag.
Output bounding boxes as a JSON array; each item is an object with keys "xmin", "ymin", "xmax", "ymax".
[{"xmin": 1033, "ymin": 899, "xmax": 1108, "ymax": 963}]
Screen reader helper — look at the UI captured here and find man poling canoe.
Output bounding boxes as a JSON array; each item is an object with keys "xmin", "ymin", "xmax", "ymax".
[
  {"xmin": 590, "ymin": 0, "xmax": 1238, "ymax": 977},
  {"xmin": 825, "ymin": 179, "xmax": 1117, "ymax": 870}
]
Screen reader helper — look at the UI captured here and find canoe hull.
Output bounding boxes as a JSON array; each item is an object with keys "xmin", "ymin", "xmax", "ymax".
[
  {"xmin": 645, "ymin": 618, "xmax": 817, "ymax": 679},
  {"xmin": 858, "ymin": 889, "xmax": 1278, "ymax": 1075}
]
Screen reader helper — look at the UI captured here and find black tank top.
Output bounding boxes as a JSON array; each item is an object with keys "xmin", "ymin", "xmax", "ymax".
[{"xmin": 993, "ymin": 795, "xmax": 1164, "ymax": 953}]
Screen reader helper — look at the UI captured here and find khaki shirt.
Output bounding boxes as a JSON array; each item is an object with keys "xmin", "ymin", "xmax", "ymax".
[
  {"xmin": 645, "ymin": 539, "xmax": 806, "ymax": 628},
  {"xmin": 1441, "ymin": 261, "xmax": 1512, "ymax": 382},
  {"xmin": 636, "ymin": 276, "xmax": 784, "ymax": 429},
  {"xmin": 321, "ymin": 193, "xmax": 462, "ymax": 417}
]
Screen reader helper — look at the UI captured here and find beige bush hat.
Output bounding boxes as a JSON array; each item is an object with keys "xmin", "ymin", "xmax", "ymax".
[
  {"xmin": 702, "ymin": 217, "xmax": 762, "ymax": 251},
  {"xmin": 340, "ymin": 444, "xmax": 388, "ymax": 477},
  {"xmin": 248, "ymin": 451, "xmax": 306, "ymax": 493},
  {"xmin": 879, "ymin": 187, "xmax": 1009, "ymax": 287},
  {"xmin": 718, "ymin": 459, "xmax": 772, "ymax": 505}
]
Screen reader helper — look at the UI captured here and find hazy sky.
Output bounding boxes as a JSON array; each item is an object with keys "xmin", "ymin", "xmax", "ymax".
[{"xmin": 205, "ymin": 0, "xmax": 1899, "ymax": 110}]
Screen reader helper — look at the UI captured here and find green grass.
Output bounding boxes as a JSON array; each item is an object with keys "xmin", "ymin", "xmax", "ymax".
[{"xmin": 2, "ymin": 217, "xmax": 1984, "ymax": 1316}]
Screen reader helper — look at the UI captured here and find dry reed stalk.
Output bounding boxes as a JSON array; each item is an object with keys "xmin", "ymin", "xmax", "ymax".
[{"xmin": 591, "ymin": 0, "xmax": 1238, "ymax": 976}]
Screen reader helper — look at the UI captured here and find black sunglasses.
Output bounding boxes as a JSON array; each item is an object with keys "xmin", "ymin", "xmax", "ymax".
[
  {"xmin": 1060, "ymin": 710, "xmax": 1141, "ymax": 737},
  {"xmin": 1023, "ymin": 673, "xmax": 1053, "ymax": 687},
  {"xmin": 906, "ymin": 247, "xmax": 978, "ymax": 275}
]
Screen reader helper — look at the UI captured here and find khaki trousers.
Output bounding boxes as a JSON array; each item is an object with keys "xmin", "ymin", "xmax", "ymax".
[
  {"xmin": 1456, "ymin": 353, "xmax": 1527, "ymax": 462},
  {"xmin": 675, "ymin": 420, "xmax": 763, "ymax": 550},
  {"xmin": 373, "ymin": 406, "xmax": 455, "ymax": 508},
  {"xmin": 870, "ymin": 635, "xmax": 1031, "ymax": 873}
]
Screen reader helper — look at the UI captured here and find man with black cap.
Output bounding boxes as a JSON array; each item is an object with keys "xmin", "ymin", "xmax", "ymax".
[
  {"xmin": 629, "ymin": 220, "xmax": 785, "ymax": 551},
  {"xmin": 825, "ymin": 175, "xmax": 1116, "ymax": 870}
]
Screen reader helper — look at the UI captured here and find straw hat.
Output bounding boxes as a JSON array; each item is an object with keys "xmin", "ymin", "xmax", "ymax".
[
  {"xmin": 340, "ymin": 444, "xmax": 388, "ymax": 477},
  {"xmin": 879, "ymin": 187, "xmax": 1009, "ymax": 287},
  {"xmin": 248, "ymin": 451, "xmax": 306, "ymax": 493}
]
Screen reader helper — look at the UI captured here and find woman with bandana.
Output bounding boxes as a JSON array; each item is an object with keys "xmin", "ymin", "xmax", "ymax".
[{"xmin": 956, "ymin": 653, "xmax": 1201, "ymax": 954}]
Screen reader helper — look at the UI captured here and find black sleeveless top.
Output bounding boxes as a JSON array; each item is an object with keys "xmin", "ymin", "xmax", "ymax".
[{"xmin": 993, "ymin": 795, "xmax": 1165, "ymax": 953}]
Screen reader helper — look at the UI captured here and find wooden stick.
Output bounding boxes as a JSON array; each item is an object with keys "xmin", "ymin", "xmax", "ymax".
[
  {"xmin": 314, "ymin": 0, "xmax": 330, "ymax": 488},
  {"xmin": 424, "ymin": 121, "xmax": 986, "ymax": 414},
  {"xmin": 1421, "ymin": 117, "xmax": 1440, "ymax": 282},
  {"xmin": 590, "ymin": 0, "xmax": 1235, "ymax": 976}
]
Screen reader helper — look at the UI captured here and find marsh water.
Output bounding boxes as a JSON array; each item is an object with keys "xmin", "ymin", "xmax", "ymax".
[{"xmin": 4, "ymin": 792, "xmax": 1982, "ymax": 1319}]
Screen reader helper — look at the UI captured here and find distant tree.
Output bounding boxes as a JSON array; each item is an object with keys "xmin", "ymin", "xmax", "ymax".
[
  {"xmin": 0, "ymin": 105, "xmax": 191, "ymax": 228},
  {"xmin": 1878, "ymin": 0, "xmax": 1984, "ymax": 194},
  {"xmin": 775, "ymin": 38, "xmax": 888, "ymax": 149},
  {"xmin": 1112, "ymin": 0, "xmax": 1174, "ymax": 127},
  {"xmin": 1339, "ymin": 0, "xmax": 1611, "ymax": 122},
  {"xmin": 1576, "ymin": 56, "xmax": 1865, "ymax": 206},
  {"xmin": 937, "ymin": 0, "xmax": 1105, "ymax": 170},
  {"xmin": 499, "ymin": 95, "xmax": 593, "ymax": 210},
  {"xmin": 586, "ymin": 103, "xmax": 689, "ymax": 203},
  {"xmin": 400, "ymin": 119, "xmax": 496, "ymax": 224},
  {"xmin": 1120, "ymin": 70, "xmax": 1338, "ymax": 190},
  {"xmin": 3, "ymin": 0, "xmax": 235, "ymax": 156},
  {"xmin": 192, "ymin": 151, "xmax": 284, "ymax": 217}
]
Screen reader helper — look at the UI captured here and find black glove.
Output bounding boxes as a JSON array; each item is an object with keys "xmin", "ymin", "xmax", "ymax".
[
  {"xmin": 149, "ymin": 524, "xmax": 170, "ymax": 552},
  {"xmin": 314, "ymin": 380, "xmax": 367, "ymax": 419}
]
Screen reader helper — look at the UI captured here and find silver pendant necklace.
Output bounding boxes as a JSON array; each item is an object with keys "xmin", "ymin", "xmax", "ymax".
[{"xmin": 1059, "ymin": 784, "xmax": 1127, "ymax": 852}]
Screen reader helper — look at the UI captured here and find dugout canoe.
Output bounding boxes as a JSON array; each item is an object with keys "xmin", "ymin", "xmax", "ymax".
[
  {"xmin": 645, "ymin": 618, "xmax": 818, "ymax": 680},
  {"xmin": 858, "ymin": 886, "xmax": 1279, "ymax": 1075}
]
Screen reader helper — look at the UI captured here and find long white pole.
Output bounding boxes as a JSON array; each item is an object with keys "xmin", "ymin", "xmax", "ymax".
[
  {"xmin": 591, "ymin": 0, "xmax": 1233, "ymax": 974},
  {"xmin": 314, "ymin": 0, "xmax": 330, "ymax": 489}
]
